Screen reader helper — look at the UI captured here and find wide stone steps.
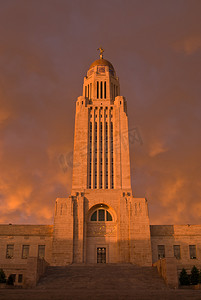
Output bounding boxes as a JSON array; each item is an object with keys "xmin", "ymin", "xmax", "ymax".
[
  {"xmin": 1, "ymin": 265, "xmax": 201, "ymax": 300},
  {"xmin": 37, "ymin": 264, "xmax": 168, "ymax": 291}
]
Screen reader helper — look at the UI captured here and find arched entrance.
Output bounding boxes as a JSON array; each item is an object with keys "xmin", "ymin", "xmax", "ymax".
[{"xmin": 86, "ymin": 204, "xmax": 117, "ymax": 263}]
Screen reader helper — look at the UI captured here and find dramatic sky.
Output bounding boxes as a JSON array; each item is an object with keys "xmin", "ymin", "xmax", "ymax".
[{"xmin": 0, "ymin": 0, "xmax": 201, "ymax": 225}]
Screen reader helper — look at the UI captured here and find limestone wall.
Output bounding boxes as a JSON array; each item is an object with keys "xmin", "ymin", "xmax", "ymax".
[
  {"xmin": 153, "ymin": 257, "xmax": 178, "ymax": 288},
  {"xmin": 0, "ymin": 225, "xmax": 53, "ymax": 265},
  {"xmin": 150, "ymin": 225, "xmax": 201, "ymax": 270},
  {"xmin": 52, "ymin": 197, "xmax": 73, "ymax": 265},
  {"xmin": 129, "ymin": 198, "xmax": 152, "ymax": 266}
]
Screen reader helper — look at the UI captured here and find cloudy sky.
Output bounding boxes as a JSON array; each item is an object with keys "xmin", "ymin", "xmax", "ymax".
[{"xmin": 0, "ymin": 0, "xmax": 201, "ymax": 225}]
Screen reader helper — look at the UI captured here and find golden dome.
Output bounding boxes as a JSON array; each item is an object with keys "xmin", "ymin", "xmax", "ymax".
[{"xmin": 89, "ymin": 58, "xmax": 114, "ymax": 71}]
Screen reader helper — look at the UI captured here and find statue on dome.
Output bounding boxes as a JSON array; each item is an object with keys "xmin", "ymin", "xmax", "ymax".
[{"xmin": 97, "ymin": 47, "xmax": 104, "ymax": 59}]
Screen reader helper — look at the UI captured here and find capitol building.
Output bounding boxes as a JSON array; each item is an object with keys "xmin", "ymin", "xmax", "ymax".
[{"xmin": 0, "ymin": 50, "xmax": 200, "ymax": 287}]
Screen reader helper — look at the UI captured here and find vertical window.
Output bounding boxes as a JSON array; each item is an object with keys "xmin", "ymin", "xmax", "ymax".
[
  {"xmin": 100, "ymin": 81, "xmax": 103, "ymax": 99},
  {"xmin": 94, "ymin": 122, "xmax": 97, "ymax": 189},
  {"xmin": 100, "ymin": 122, "xmax": 103, "ymax": 189},
  {"xmin": 104, "ymin": 81, "xmax": 106, "ymax": 98},
  {"xmin": 98, "ymin": 209, "xmax": 105, "ymax": 221},
  {"xmin": 85, "ymin": 86, "xmax": 87, "ymax": 97},
  {"xmin": 173, "ymin": 245, "xmax": 181, "ymax": 259},
  {"xmin": 105, "ymin": 122, "xmax": 108, "ymax": 189},
  {"xmin": 158, "ymin": 245, "xmax": 165, "ymax": 259},
  {"xmin": 91, "ymin": 211, "xmax": 97, "ymax": 221},
  {"xmin": 6, "ymin": 244, "xmax": 14, "ymax": 259},
  {"xmin": 38, "ymin": 245, "xmax": 45, "ymax": 259},
  {"xmin": 97, "ymin": 81, "xmax": 99, "ymax": 99},
  {"xmin": 111, "ymin": 83, "xmax": 113, "ymax": 99},
  {"xmin": 88, "ymin": 122, "xmax": 92, "ymax": 189},
  {"xmin": 88, "ymin": 84, "xmax": 89, "ymax": 98},
  {"xmin": 22, "ymin": 245, "xmax": 30, "ymax": 259},
  {"xmin": 106, "ymin": 210, "xmax": 112, "ymax": 221},
  {"xmin": 189, "ymin": 245, "xmax": 196, "ymax": 259},
  {"xmin": 90, "ymin": 83, "xmax": 92, "ymax": 99},
  {"xmin": 111, "ymin": 122, "xmax": 114, "ymax": 189},
  {"xmin": 18, "ymin": 274, "xmax": 23, "ymax": 283},
  {"xmin": 116, "ymin": 86, "xmax": 118, "ymax": 96}
]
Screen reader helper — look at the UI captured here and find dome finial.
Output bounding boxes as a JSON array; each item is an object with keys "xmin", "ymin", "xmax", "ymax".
[{"xmin": 97, "ymin": 47, "xmax": 104, "ymax": 59}]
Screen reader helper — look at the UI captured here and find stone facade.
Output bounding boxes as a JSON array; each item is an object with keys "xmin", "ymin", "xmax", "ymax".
[
  {"xmin": 0, "ymin": 225, "xmax": 52, "ymax": 286},
  {"xmin": 53, "ymin": 192, "xmax": 152, "ymax": 265},
  {"xmin": 0, "ymin": 54, "xmax": 200, "ymax": 286},
  {"xmin": 151, "ymin": 225, "xmax": 201, "ymax": 273}
]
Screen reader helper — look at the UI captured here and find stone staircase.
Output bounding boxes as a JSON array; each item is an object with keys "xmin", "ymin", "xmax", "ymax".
[
  {"xmin": 36, "ymin": 264, "xmax": 168, "ymax": 295},
  {"xmin": 2, "ymin": 265, "xmax": 201, "ymax": 300}
]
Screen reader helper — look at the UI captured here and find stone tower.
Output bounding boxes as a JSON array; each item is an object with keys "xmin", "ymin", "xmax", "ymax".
[{"xmin": 52, "ymin": 50, "xmax": 152, "ymax": 266}]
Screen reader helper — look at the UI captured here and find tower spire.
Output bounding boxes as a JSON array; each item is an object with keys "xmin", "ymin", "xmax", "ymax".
[{"xmin": 97, "ymin": 47, "xmax": 104, "ymax": 59}]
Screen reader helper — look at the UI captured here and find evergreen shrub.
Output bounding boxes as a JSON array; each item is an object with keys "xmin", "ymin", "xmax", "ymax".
[
  {"xmin": 179, "ymin": 268, "xmax": 190, "ymax": 285},
  {"xmin": 190, "ymin": 266, "xmax": 199, "ymax": 285},
  {"xmin": 0, "ymin": 269, "xmax": 6, "ymax": 283}
]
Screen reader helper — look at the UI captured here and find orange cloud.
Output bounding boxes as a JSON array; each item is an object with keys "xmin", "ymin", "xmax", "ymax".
[
  {"xmin": 173, "ymin": 35, "xmax": 201, "ymax": 55},
  {"xmin": 160, "ymin": 178, "xmax": 185, "ymax": 207},
  {"xmin": 0, "ymin": 0, "xmax": 201, "ymax": 227},
  {"xmin": 149, "ymin": 141, "xmax": 168, "ymax": 157}
]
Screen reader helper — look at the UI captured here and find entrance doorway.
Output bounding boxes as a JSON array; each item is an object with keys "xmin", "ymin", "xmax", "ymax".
[{"xmin": 97, "ymin": 247, "xmax": 106, "ymax": 263}]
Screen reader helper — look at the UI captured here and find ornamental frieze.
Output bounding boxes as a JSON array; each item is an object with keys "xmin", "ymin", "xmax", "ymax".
[{"xmin": 87, "ymin": 223, "xmax": 117, "ymax": 237}]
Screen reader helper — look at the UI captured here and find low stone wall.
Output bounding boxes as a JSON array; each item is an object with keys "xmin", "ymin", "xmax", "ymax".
[
  {"xmin": 0, "ymin": 263, "xmax": 27, "ymax": 287},
  {"xmin": 153, "ymin": 257, "xmax": 178, "ymax": 288},
  {"xmin": 0, "ymin": 257, "xmax": 48, "ymax": 287},
  {"xmin": 25, "ymin": 257, "xmax": 48, "ymax": 287}
]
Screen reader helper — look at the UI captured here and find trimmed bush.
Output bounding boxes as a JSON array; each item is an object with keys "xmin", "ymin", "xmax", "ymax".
[
  {"xmin": 179, "ymin": 268, "xmax": 190, "ymax": 285},
  {"xmin": 7, "ymin": 274, "xmax": 14, "ymax": 285},
  {"xmin": 0, "ymin": 269, "xmax": 6, "ymax": 283},
  {"xmin": 191, "ymin": 266, "xmax": 199, "ymax": 285}
]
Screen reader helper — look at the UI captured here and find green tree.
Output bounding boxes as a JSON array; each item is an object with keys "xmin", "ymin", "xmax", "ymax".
[
  {"xmin": 0, "ymin": 269, "xmax": 6, "ymax": 283},
  {"xmin": 179, "ymin": 268, "xmax": 190, "ymax": 285},
  {"xmin": 191, "ymin": 266, "xmax": 199, "ymax": 285}
]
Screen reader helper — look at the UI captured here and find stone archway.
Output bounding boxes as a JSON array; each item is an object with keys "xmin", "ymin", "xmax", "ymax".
[{"xmin": 86, "ymin": 204, "xmax": 117, "ymax": 263}]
